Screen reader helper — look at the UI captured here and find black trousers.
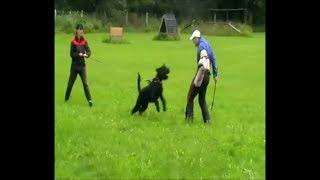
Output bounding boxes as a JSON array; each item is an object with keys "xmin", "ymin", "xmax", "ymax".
[
  {"xmin": 65, "ymin": 65, "xmax": 92, "ymax": 101},
  {"xmin": 185, "ymin": 71, "xmax": 210, "ymax": 123}
]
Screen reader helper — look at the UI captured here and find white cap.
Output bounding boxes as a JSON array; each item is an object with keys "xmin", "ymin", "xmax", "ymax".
[
  {"xmin": 200, "ymin": 49, "xmax": 208, "ymax": 58},
  {"xmin": 189, "ymin": 30, "xmax": 201, "ymax": 40}
]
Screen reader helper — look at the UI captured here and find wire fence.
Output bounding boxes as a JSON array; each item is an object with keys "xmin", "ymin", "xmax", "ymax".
[{"xmin": 55, "ymin": 9, "xmax": 249, "ymax": 26}]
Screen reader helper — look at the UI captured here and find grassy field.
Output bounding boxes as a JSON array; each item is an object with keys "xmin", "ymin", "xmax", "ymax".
[{"xmin": 55, "ymin": 32, "xmax": 265, "ymax": 179}]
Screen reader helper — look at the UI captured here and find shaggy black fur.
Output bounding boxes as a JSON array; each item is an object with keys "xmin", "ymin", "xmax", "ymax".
[{"xmin": 131, "ymin": 65, "xmax": 170, "ymax": 114}]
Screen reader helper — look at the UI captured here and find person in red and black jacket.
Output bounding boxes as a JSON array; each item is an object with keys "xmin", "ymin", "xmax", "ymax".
[{"xmin": 64, "ymin": 24, "xmax": 93, "ymax": 107}]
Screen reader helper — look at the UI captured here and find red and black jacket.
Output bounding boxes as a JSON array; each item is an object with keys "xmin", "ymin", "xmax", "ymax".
[{"xmin": 70, "ymin": 36, "xmax": 91, "ymax": 66}]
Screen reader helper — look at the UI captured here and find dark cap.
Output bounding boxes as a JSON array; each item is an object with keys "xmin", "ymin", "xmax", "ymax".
[{"xmin": 76, "ymin": 24, "xmax": 84, "ymax": 30}]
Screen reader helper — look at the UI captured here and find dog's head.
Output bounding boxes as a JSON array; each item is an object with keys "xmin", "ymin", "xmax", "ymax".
[{"xmin": 156, "ymin": 64, "xmax": 170, "ymax": 80}]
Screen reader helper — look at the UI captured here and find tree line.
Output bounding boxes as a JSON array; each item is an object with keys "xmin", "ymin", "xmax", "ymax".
[{"xmin": 55, "ymin": 0, "xmax": 265, "ymax": 25}]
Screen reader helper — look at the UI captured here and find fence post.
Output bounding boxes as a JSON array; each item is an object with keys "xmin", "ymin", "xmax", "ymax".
[
  {"xmin": 226, "ymin": 11, "xmax": 229, "ymax": 22},
  {"xmin": 69, "ymin": 10, "xmax": 71, "ymax": 15},
  {"xmin": 145, "ymin": 12, "xmax": 148, "ymax": 26},
  {"xmin": 125, "ymin": 10, "xmax": 128, "ymax": 26},
  {"xmin": 243, "ymin": 9, "xmax": 247, "ymax": 24},
  {"xmin": 249, "ymin": 11, "xmax": 253, "ymax": 24},
  {"xmin": 214, "ymin": 13, "xmax": 216, "ymax": 23},
  {"xmin": 81, "ymin": 10, "xmax": 83, "ymax": 18},
  {"xmin": 55, "ymin": 9, "xmax": 56, "ymax": 20}
]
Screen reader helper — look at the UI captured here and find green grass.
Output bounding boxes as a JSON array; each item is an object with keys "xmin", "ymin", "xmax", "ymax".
[{"xmin": 55, "ymin": 32, "xmax": 265, "ymax": 179}]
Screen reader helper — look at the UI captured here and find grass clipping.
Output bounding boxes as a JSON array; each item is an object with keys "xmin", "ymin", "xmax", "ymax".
[{"xmin": 153, "ymin": 33, "xmax": 180, "ymax": 41}]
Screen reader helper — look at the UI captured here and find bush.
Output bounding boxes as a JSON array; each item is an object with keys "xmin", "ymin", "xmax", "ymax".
[
  {"xmin": 55, "ymin": 15, "xmax": 75, "ymax": 33},
  {"xmin": 180, "ymin": 22, "xmax": 253, "ymax": 37},
  {"xmin": 109, "ymin": 9, "xmax": 126, "ymax": 26},
  {"xmin": 55, "ymin": 13, "xmax": 105, "ymax": 33},
  {"xmin": 55, "ymin": 12, "xmax": 163, "ymax": 34},
  {"xmin": 153, "ymin": 33, "xmax": 180, "ymax": 41},
  {"xmin": 253, "ymin": 25, "xmax": 265, "ymax": 32},
  {"xmin": 124, "ymin": 25, "xmax": 144, "ymax": 32},
  {"xmin": 145, "ymin": 17, "xmax": 161, "ymax": 32},
  {"xmin": 121, "ymin": 16, "xmax": 161, "ymax": 33}
]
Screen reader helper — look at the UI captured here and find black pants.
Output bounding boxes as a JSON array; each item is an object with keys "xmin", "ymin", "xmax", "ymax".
[
  {"xmin": 65, "ymin": 65, "xmax": 92, "ymax": 101},
  {"xmin": 185, "ymin": 71, "xmax": 210, "ymax": 123}
]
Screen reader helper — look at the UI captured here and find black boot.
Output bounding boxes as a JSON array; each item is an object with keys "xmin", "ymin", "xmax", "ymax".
[
  {"xmin": 185, "ymin": 106, "xmax": 193, "ymax": 122},
  {"xmin": 200, "ymin": 104, "xmax": 211, "ymax": 124}
]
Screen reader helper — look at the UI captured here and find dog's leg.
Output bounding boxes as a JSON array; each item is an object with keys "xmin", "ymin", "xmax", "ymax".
[
  {"xmin": 131, "ymin": 104, "xmax": 140, "ymax": 114},
  {"xmin": 160, "ymin": 94, "xmax": 166, "ymax": 112},
  {"xmin": 139, "ymin": 102, "xmax": 148, "ymax": 114},
  {"xmin": 155, "ymin": 100, "xmax": 160, "ymax": 112},
  {"xmin": 131, "ymin": 95, "xmax": 142, "ymax": 114}
]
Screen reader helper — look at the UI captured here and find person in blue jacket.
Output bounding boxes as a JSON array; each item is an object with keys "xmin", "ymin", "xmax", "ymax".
[{"xmin": 185, "ymin": 30, "xmax": 218, "ymax": 124}]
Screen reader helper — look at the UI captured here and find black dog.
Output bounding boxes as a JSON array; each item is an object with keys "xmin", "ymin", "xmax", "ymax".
[{"xmin": 131, "ymin": 65, "xmax": 170, "ymax": 114}]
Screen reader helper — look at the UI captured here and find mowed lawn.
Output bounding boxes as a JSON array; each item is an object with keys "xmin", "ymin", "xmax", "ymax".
[{"xmin": 55, "ymin": 32, "xmax": 265, "ymax": 179}]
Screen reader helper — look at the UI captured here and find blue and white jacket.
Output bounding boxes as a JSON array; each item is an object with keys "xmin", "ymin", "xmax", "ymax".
[{"xmin": 196, "ymin": 37, "xmax": 218, "ymax": 78}]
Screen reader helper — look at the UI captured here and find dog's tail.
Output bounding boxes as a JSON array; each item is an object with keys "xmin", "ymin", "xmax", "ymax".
[{"xmin": 137, "ymin": 72, "xmax": 141, "ymax": 92}]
